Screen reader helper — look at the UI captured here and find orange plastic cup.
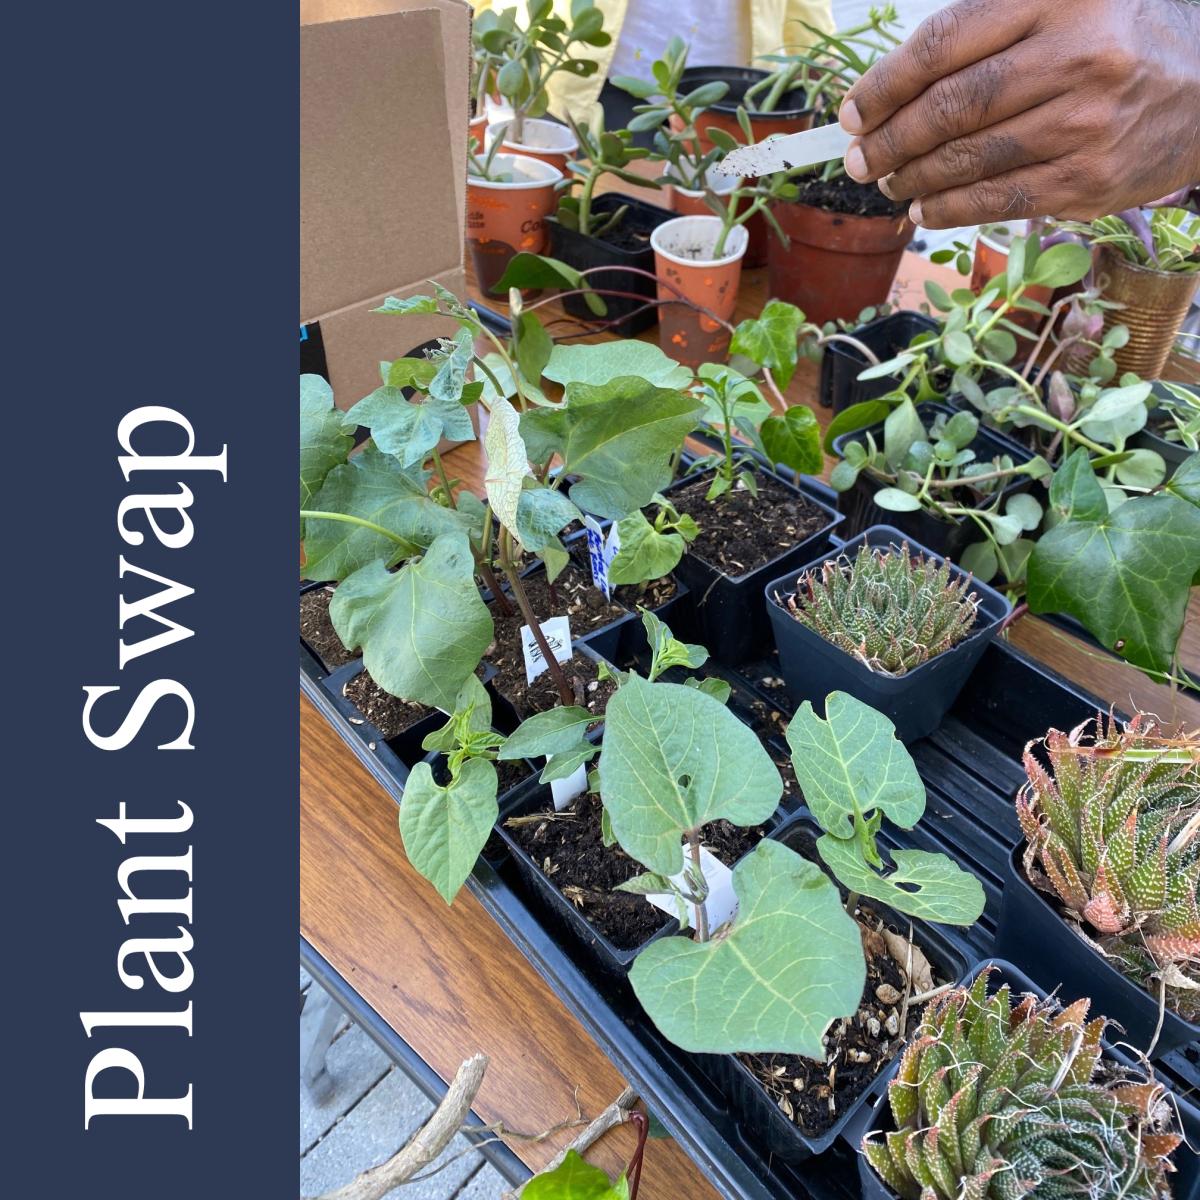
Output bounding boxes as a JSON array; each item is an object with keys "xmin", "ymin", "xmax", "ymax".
[{"xmin": 487, "ymin": 117, "xmax": 578, "ymax": 176}]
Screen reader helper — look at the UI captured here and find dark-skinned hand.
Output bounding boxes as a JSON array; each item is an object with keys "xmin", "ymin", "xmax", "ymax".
[{"xmin": 839, "ymin": 0, "xmax": 1200, "ymax": 228}]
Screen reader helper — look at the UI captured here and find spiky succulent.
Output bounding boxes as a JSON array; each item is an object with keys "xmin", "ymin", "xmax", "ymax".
[
  {"xmin": 863, "ymin": 968, "xmax": 1181, "ymax": 1199},
  {"xmin": 785, "ymin": 542, "xmax": 979, "ymax": 675},
  {"xmin": 1017, "ymin": 713, "xmax": 1200, "ymax": 1019}
]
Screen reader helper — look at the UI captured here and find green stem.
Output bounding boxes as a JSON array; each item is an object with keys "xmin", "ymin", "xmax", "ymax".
[
  {"xmin": 479, "ymin": 328, "xmax": 528, "ymax": 412},
  {"xmin": 1008, "ymin": 406, "xmax": 1111, "ymax": 456},
  {"xmin": 300, "ymin": 510, "xmax": 410, "ymax": 545},
  {"xmin": 431, "ymin": 447, "xmax": 455, "ymax": 503},
  {"xmin": 687, "ymin": 831, "xmax": 710, "ymax": 943},
  {"xmin": 578, "ymin": 167, "xmax": 598, "ymax": 238},
  {"xmin": 473, "ymin": 353, "xmax": 507, "ymax": 404}
]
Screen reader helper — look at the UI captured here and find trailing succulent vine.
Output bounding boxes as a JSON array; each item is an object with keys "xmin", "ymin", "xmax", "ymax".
[
  {"xmin": 1017, "ymin": 713, "xmax": 1200, "ymax": 1019},
  {"xmin": 862, "ymin": 967, "xmax": 1181, "ymax": 1199},
  {"xmin": 785, "ymin": 541, "xmax": 979, "ymax": 676}
]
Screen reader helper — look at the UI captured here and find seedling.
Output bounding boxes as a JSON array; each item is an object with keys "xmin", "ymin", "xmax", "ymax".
[{"xmin": 556, "ymin": 112, "xmax": 659, "ymax": 239}]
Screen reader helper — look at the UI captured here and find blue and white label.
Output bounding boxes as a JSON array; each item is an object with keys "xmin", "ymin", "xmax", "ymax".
[{"xmin": 583, "ymin": 516, "xmax": 621, "ymax": 600}]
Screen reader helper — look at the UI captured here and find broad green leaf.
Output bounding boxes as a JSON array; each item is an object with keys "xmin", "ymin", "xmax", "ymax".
[
  {"xmin": 608, "ymin": 510, "xmax": 686, "ymax": 585},
  {"xmin": 873, "ymin": 486, "xmax": 923, "ymax": 512},
  {"xmin": 824, "ymin": 399, "xmax": 890, "ymax": 453},
  {"xmin": 599, "ymin": 674, "xmax": 781, "ymax": 875},
  {"xmin": 515, "ymin": 311, "xmax": 553, "ymax": 385},
  {"xmin": 785, "ymin": 693, "xmax": 925, "ymax": 839},
  {"xmin": 347, "ymin": 385, "xmax": 474, "ymax": 469},
  {"xmin": 399, "ymin": 758, "xmax": 498, "ymax": 904},
  {"xmin": 543, "ymin": 342, "xmax": 692, "ymax": 390},
  {"xmin": 1114, "ymin": 448, "xmax": 1166, "ymax": 489},
  {"xmin": 1078, "ymin": 381, "xmax": 1151, "ymax": 444},
  {"xmin": 485, "ymin": 396, "xmax": 530, "ymax": 536},
  {"xmin": 515, "ymin": 482, "xmax": 581, "ymax": 553},
  {"xmin": 959, "ymin": 539, "xmax": 998, "ymax": 582},
  {"xmin": 300, "ymin": 375, "xmax": 353, "ymax": 511},
  {"xmin": 815, "ymin": 836, "xmax": 985, "ymax": 925},
  {"xmin": 429, "ymin": 329, "xmax": 475, "ymax": 404},
  {"xmin": 1028, "ymin": 493, "xmax": 1200, "ymax": 674},
  {"xmin": 1028, "ymin": 242, "xmax": 1092, "ymax": 288},
  {"xmin": 642, "ymin": 609, "xmax": 707, "ymax": 679},
  {"xmin": 629, "ymin": 840, "xmax": 864, "ymax": 1055},
  {"xmin": 330, "ymin": 534, "xmax": 493, "ymax": 710},
  {"xmin": 686, "ymin": 676, "xmax": 732, "ymax": 703},
  {"xmin": 303, "ymin": 445, "xmax": 469, "ymax": 582},
  {"xmin": 883, "ymin": 399, "xmax": 926, "ymax": 468},
  {"xmin": 499, "ymin": 706, "xmax": 593, "ymax": 759},
  {"xmin": 520, "ymin": 377, "xmax": 703, "ymax": 520},
  {"xmin": 385, "ymin": 357, "xmax": 437, "ymax": 389},
  {"xmin": 420, "ymin": 675, "xmax": 494, "ymax": 752},
  {"xmin": 729, "ymin": 300, "xmax": 805, "ymax": 389},
  {"xmin": 522, "ymin": 1151, "xmax": 629, "ymax": 1200},
  {"xmin": 477, "ymin": 351, "xmax": 549, "ymax": 407},
  {"xmin": 1049, "ymin": 448, "xmax": 1107, "ymax": 523},
  {"xmin": 760, "ymin": 405, "xmax": 822, "ymax": 475},
  {"xmin": 1165, "ymin": 452, "xmax": 1200, "ymax": 506},
  {"xmin": 539, "ymin": 741, "xmax": 599, "ymax": 781}
]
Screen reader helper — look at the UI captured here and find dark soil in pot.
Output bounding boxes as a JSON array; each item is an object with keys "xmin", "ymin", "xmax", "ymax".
[
  {"xmin": 792, "ymin": 171, "xmax": 906, "ymax": 219},
  {"xmin": 670, "ymin": 471, "xmax": 833, "ymax": 578},
  {"xmin": 342, "ymin": 669, "xmax": 436, "ymax": 740},
  {"xmin": 505, "ymin": 792, "xmax": 770, "ymax": 951},
  {"xmin": 300, "ymin": 586, "xmax": 359, "ymax": 670},
  {"xmin": 487, "ymin": 643, "xmax": 616, "ymax": 721},
  {"xmin": 506, "ymin": 555, "xmax": 630, "ymax": 636},
  {"xmin": 612, "ymin": 573, "xmax": 677, "ymax": 611}
]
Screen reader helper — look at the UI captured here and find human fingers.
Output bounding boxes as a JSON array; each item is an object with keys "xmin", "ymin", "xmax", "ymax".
[{"xmin": 909, "ymin": 159, "xmax": 1097, "ymax": 229}]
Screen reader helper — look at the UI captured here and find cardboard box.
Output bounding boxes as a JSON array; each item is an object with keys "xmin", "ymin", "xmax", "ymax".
[{"xmin": 300, "ymin": 0, "xmax": 471, "ymax": 409}]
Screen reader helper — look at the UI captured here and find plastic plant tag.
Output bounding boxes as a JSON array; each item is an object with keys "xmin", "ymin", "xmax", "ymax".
[
  {"xmin": 520, "ymin": 615, "xmax": 573, "ymax": 684},
  {"xmin": 646, "ymin": 845, "xmax": 737, "ymax": 931},
  {"xmin": 583, "ymin": 516, "xmax": 621, "ymax": 600},
  {"xmin": 550, "ymin": 762, "xmax": 589, "ymax": 811}
]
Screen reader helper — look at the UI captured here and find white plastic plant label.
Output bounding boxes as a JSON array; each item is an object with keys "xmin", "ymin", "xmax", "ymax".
[
  {"xmin": 582, "ymin": 516, "xmax": 621, "ymax": 600},
  {"xmin": 646, "ymin": 846, "xmax": 738, "ymax": 931},
  {"xmin": 549, "ymin": 762, "xmax": 589, "ymax": 811},
  {"xmin": 520, "ymin": 615, "xmax": 573, "ymax": 684}
]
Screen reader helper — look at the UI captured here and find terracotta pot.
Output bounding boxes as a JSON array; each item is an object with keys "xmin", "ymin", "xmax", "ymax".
[
  {"xmin": 969, "ymin": 224, "xmax": 1053, "ymax": 334},
  {"xmin": 487, "ymin": 117, "xmax": 577, "ymax": 175},
  {"xmin": 466, "ymin": 154, "xmax": 563, "ymax": 298},
  {"xmin": 468, "ymin": 112, "xmax": 488, "ymax": 149},
  {"xmin": 651, "ymin": 216, "xmax": 748, "ymax": 368},
  {"xmin": 1096, "ymin": 245, "xmax": 1200, "ymax": 379},
  {"xmin": 767, "ymin": 201, "xmax": 913, "ymax": 326}
]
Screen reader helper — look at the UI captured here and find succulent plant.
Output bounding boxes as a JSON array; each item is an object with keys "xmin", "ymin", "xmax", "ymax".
[
  {"xmin": 862, "ymin": 967, "xmax": 1181, "ymax": 1199},
  {"xmin": 1017, "ymin": 713, "xmax": 1200, "ymax": 1018},
  {"xmin": 785, "ymin": 542, "xmax": 979, "ymax": 676}
]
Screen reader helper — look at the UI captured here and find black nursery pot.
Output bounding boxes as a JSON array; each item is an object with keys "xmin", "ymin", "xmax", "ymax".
[
  {"xmin": 832, "ymin": 401, "xmax": 1034, "ymax": 557},
  {"xmin": 995, "ymin": 842, "xmax": 1200, "ymax": 1059},
  {"xmin": 710, "ymin": 816, "xmax": 970, "ymax": 1164},
  {"xmin": 764, "ymin": 526, "xmax": 1012, "ymax": 743},
  {"xmin": 548, "ymin": 193, "xmax": 674, "ymax": 336},
  {"xmin": 665, "ymin": 468, "xmax": 843, "ymax": 667},
  {"xmin": 1129, "ymin": 382, "xmax": 1199, "ymax": 474},
  {"xmin": 819, "ymin": 310, "xmax": 939, "ymax": 412}
]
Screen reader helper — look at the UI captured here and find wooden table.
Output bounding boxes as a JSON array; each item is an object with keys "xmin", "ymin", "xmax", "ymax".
[{"xmin": 301, "ymin": 235, "xmax": 1199, "ymax": 1200}]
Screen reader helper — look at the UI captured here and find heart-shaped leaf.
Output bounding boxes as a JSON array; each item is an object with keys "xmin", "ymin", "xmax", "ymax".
[
  {"xmin": 761, "ymin": 404, "xmax": 823, "ymax": 475},
  {"xmin": 599, "ymin": 674, "xmax": 780, "ymax": 875},
  {"xmin": 608, "ymin": 509, "xmax": 686, "ymax": 585},
  {"xmin": 785, "ymin": 693, "xmax": 925, "ymax": 839},
  {"xmin": 399, "ymin": 757, "xmax": 498, "ymax": 903},
  {"xmin": 300, "ymin": 375, "xmax": 353, "ymax": 512},
  {"xmin": 629, "ymin": 839, "xmax": 864, "ymax": 1055},
  {"xmin": 347, "ymin": 385, "xmax": 475, "ymax": 469},
  {"xmin": 522, "ymin": 1151, "xmax": 629, "ymax": 1200},
  {"xmin": 543, "ymin": 341, "xmax": 692, "ymax": 390},
  {"xmin": 729, "ymin": 300, "xmax": 806, "ymax": 389},
  {"xmin": 515, "ymin": 482, "xmax": 580, "ymax": 553}
]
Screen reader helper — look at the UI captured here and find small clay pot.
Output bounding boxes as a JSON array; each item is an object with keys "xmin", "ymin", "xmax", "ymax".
[
  {"xmin": 651, "ymin": 216, "xmax": 748, "ymax": 368},
  {"xmin": 767, "ymin": 201, "xmax": 913, "ymax": 326},
  {"xmin": 466, "ymin": 154, "xmax": 563, "ymax": 297},
  {"xmin": 487, "ymin": 116, "xmax": 578, "ymax": 175},
  {"xmin": 1096, "ymin": 244, "xmax": 1200, "ymax": 380}
]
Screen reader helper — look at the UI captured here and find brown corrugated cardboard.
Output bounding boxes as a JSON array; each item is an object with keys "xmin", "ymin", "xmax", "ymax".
[{"xmin": 300, "ymin": 0, "xmax": 471, "ymax": 407}]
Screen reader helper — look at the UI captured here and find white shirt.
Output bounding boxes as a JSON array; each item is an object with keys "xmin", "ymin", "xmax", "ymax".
[{"xmin": 608, "ymin": 0, "xmax": 752, "ymax": 81}]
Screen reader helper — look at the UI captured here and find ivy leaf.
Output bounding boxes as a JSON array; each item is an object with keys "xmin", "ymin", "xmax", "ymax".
[
  {"xmin": 1049, "ymin": 448, "xmax": 1108, "ymax": 522},
  {"xmin": 599, "ymin": 674, "xmax": 781, "ymax": 875},
  {"xmin": 522, "ymin": 1151, "xmax": 629, "ymax": 1200},
  {"xmin": 729, "ymin": 300, "xmax": 805, "ymax": 389},
  {"xmin": 1165, "ymin": 452, "xmax": 1200, "ymax": 507},
  {"xmin": 303, "ymin": 445, "xmax": 469, "ymax": 582},
  {"xmin": 520, "ymin": 377, "xmax": 703, "ymax": 520},
  {"xmin": 608, "ymin": 510, "xmax": 686, "ymax": 585},
  {"xmin": 499, "ymin": 706, "xmax": 593, "ymax": 759},
  {"xmin": 760, "ymin": 405, "xmax": 822, "ymax": 475},
  {"xmin": 815, "ymin": 836, "xmax": 985, "ymax": 925},
  {"xmin": 629, "ymin": 840, "xmax": 864, "ymax": 1055},
  {"xmin": 399, "ymin": 758, "xmax": 498, "ymax": 903},
  {"xmin": 484, "ymin": 396, "xmax": 530, "ymax": 536},
  {"xmin": 330, "ymin": 534, "xmax": 494, "ymax": 711},
  {"xmin": 515, "ymin": 482, "xmax": 581, "ymax": 554},
  {"xmin": 347, "ymin": 386, "xmax": 474, "ymax": 469},
  {"xmin": 785, "ymin": 693, "xmax": 925, "ymax": 839},
  {"xmin": 543, "ymin": 342, "xmax": 692, "ymax": 390},
  {"xmin": 300, "ymin": 375, "xmax": 353, "ymax": 512},
  {"xmin": 1028, "ymin": 491, "xmax": 1200, "ymax": 674}
]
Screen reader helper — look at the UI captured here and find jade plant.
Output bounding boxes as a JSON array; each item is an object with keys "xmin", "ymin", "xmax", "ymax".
[
  {"xmin": 1016, "ymin": 712, "xmax": 1200, "ymax": 1020},
  {"xmin": 785, "ymin": 541, "xmax": 979, "ymax": 676},
  {"xmin": 554, "ymin": 113, "xmax": 659, "ymax": 239},
  {"xmin": 862, "ymin": 967, "xmax": 1181, "ymax": 1198}
]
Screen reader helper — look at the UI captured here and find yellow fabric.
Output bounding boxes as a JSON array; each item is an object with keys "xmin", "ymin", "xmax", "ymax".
[{"xmin": 471, "ymin": 0, "xmax": 835, "ymax": 126}]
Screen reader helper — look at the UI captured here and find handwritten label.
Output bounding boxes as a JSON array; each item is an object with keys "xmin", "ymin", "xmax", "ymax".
[
  {"xmin": 550, "ymin": 762, "xmax": 589, "ymax": 811},
  {"xmin": 646, "ymin": 846, "xmax": 737, "ymax": 931},
  {"xmin": 583, "ymin": 516, "xmax": 621, "ymax": 600},
  {"xmin": 520, "ymin": 615, "xmax": 573, "ymax": 685}
]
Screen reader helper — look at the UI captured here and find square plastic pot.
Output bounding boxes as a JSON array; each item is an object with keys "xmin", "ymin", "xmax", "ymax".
[
  {"xmin": 818, "ymin": 311, "xmax": 939, "ymax": 412},
  {"xmin": 665, "ymin": 467, "xmax": 843, "ymax": 667},
  {"xmin": 764, "ymin": 526, "xmax": 1012, "ymax": 743},
  {"xmin": 831, "ymin": 401, "xmax": 1034, "ymax": 558},
  {"xmin": 548, "ymin": 193, "xmax": 674, "ymax": 336},
  {"xmin": 995, "ymin": 842, "xmax": 1200, "ymax": 1060},
  {"xmin": 708, "ymin": 815, "xmax": 971, "ymax": 1164}
]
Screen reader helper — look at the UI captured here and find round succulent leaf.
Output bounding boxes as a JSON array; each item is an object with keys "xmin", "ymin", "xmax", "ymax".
[
  {"xmin": 829, "ymin": 459, "xmax": 861, "ymax": 492},
  {"xmin": 958, "ymin": 539, "xmax": 998, "ymax": 582},
  {"xmin": 786, "ymin": 693, "xmax": 925, "ymax": 837},
  {"xmin": 629, "ymin": 839, "xmax": 865, "ymax": 1055},
  {"xmin": 884, "ymin": 400, "xmax": 927, "ymax": 468},
  {"xmin": 874, "ymin": 487, "xmax": 924, "ymax": 512},
  {"xmin": 1004, "ymin": 492, "xmax": 1043, "ymax": 531},
  {"xmin": 942, "ymin": 410, "xmax": 979, "ymax": 451},
  {"xmin": 1114, "ymin": 448, "xmax": 1166, "ymax": 490},
  {"xmin": 598, "ymin": 674, "xmax": 781, "ymax": 876}
]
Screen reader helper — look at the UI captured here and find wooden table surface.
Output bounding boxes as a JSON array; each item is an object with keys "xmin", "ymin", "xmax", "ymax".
[{"xmin": 301, "ymin": 230, "xmax": 1199, "ymax": 1199}]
